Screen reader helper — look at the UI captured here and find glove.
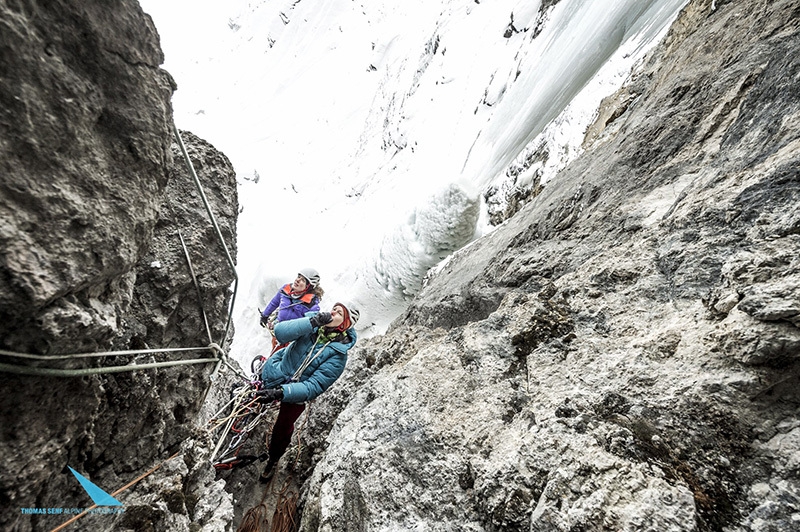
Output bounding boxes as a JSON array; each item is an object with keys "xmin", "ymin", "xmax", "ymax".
[
  {"xmin": 309, "ymin": 312, "xmax": 332, "ymax": 328},
  {"xmin": 259, "ymin": 313, "xmax": 270, "ymax": 328},
  {"xmin": 255, "ymin": 387, "xmax": 283, "ymax": 404}
]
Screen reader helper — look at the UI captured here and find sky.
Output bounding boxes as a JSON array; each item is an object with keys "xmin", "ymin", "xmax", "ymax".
[{"xmin": 137, "ymin": 0, "xmax": 688, "ymax": 368}]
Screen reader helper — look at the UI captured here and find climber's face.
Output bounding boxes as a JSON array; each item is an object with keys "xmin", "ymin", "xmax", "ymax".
[
  {"xmin": 328, "ymin": 305, "xmax": 346, "ymax": 328},
  {"xmin": 292, "ymin": 275, "xmax": 309, "ymax": 292}
]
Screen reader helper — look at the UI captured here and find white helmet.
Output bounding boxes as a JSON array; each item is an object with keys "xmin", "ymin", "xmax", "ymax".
[
  {"xmin": 337, "ymin": 301, "xmax": 360, "ymax": 326},
  {"xmin": 298, "ymin": 268, "xmax": 320, "ymax": 288}
]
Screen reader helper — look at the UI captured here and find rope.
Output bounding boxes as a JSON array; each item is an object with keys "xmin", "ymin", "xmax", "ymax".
[
  {"xmin": 206, "ymin": 387, "xmax": 248, "ymax": 429},
  {"xmin": 208, "ymin": 388, "xmax": 281, "ymax": 465},
  {"xmin": 1, "ymin": 126, "xmax": 238, "ymax": 372},
  {"xmin": 0, "ymin": 345, "xmax": 215, "ymax": 361},
  {"xmin": 291, "ymin": 339, "xmax": 331, "ymax": 382},
  {"xmin": 237, "ymin": 501, "xmax": 270, "ymax": 532},
  {"xmin": 173, "ymin": 124, "xmax": 238, "ymax": 349},
  {"xmin": 237, "ymin": 403, "xmax": 310, "ymax": 532},
  {"xmin": 264, "ymin": 406, "xmax": 312, "ymax": 532},
  {"xmin": 4, "ymin": 128, "xmax": 239, "ymax": 376},
  {"xmin": 11, "ymin": 124, "xmax": 245, "ymax": 529},
  {"xmin": 291, "ymin": 403, "xmax": 311, "ymax": 469},
  {"xmin": 220, "ymin": 357, "xmax": 248, "ymax": 380},
  {"xmin": 0, "ymin": 358, "xmax": 219, "ymax": 377},
  {"xmin": 233, "ymin": 404, "xmax": 279, "ymax": 532},
  {"xmin": 50, "ymin": 451, "xmax": 182, "ymax": 532},
  {"xmin": 179, "ymin": 228, "xmax": 214, "ymax": 346},
  {"xmin": 0, "ymin": 343, "xmax": 225, "ymax": 377},
  {"xmin": 237, "ymin": 478, "xmax": 298, "ymax": 532},
  {"xmin": 270, "ymin": 480, "xmax": 298, "ymax": 532},
  {"xmin": 208, "ymin": 385, "xmax": 259, "ymax": 463}
]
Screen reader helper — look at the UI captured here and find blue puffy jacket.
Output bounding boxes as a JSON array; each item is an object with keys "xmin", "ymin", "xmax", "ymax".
[
  {"xmin": 260, "ymin": 314, "xmax": 357, "ymax": 403},
  {"xmin": 262, "ymin": 284, "xmax": 320, "ymax": 323}
]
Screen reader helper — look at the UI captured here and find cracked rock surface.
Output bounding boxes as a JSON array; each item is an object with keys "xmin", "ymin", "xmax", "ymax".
[
  {"xmin": 293, "ymin": 1, "xmax": 800, "ymax": 530},
  {"xmin": 0, "ymin": 2, "xmax": 238, "ymax": 531}
]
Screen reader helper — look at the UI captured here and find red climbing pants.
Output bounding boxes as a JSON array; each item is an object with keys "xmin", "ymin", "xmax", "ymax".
[{"xmin": 268, "ymin": 401, "xmax": 306, "ymax": 462}]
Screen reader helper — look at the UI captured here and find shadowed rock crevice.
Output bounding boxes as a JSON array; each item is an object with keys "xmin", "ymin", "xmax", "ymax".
[{"xmin": 3, "ymin": 0, "xmax": 800, "ymax": 531}]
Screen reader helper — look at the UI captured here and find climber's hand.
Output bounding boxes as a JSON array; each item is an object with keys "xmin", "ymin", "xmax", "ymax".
[
  {"xmin": 255, "ymin": 388, "xmax": 283, "ymax": 404},
  {"xmin": 309, "ymin": 312, "xmax": 332, "ymax": 328}
]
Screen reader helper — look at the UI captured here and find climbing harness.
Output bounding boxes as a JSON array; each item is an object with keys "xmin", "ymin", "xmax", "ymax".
[
  {"xmin": 208, "ymin": 332, "xmax": 327, "ymax": 472},
  {"xmin": 208, "ymin": 379, "xmax": 280, "ymax": 470}
]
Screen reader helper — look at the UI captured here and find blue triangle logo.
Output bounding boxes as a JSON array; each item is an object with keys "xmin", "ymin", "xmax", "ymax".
[{"xmin": 67, "ymin": 467, "xmax": 123, "ymax": 506}]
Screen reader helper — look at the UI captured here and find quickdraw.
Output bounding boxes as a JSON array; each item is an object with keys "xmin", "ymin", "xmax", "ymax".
[{"xmin": 207, "ymin": 379, "xmax": 277, "ymax": 471}]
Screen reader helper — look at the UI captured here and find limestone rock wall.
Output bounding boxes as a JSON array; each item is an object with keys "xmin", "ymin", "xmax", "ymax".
[
  {"xmin": 295, "ymin": 1, "xmax": 800, "ymax": 530},
  {"xmin": 0, "ymin": 0, "xmax": 174, "ymax": 354},
  {"xmin": 117, "ymin": 129, "xmax": 238, "ymax": 353},
  {"xmin": 0, "ymin": 2, "xmax": 239, "ymax": 531}
]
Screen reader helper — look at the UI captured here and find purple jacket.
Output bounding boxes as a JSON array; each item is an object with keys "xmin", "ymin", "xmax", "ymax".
[{"xmin": 261, "ymin": 284, "xmax": 320, "ymax": 323}]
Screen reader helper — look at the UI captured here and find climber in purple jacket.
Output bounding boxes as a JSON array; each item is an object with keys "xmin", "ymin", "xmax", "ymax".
[{"xmin": 259, "ymin": 268, "xmax": 324, "ymax": 350}]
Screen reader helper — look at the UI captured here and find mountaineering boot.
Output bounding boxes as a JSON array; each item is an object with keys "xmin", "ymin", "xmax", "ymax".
[{"xmin": 259, "ymin": 459, "xmax": 277, "ymax": 483}]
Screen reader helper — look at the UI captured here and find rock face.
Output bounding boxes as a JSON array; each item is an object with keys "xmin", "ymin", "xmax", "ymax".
[
  {"xmin": 294, "ymin": 1, "xmax": 800, "ymax": 530},
  {"xmin": 0, "ymin": 2, "xmax": 238, "ymax": 531},
  {"xmin": 3, "ymin": 1, "xmax": 799, "ymax": 531},
  {"xmin": 117, "ymin": 129, "xmax": 238, "ymax": 353},
  {"xmin": 0, "ymin": 0, "xmax": 174, "ymax": 354}
]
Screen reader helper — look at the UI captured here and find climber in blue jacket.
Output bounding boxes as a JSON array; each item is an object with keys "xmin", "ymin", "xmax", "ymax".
[{"xmin": 255, "ymin": 301, "xmax": 360, "ymax": 482}]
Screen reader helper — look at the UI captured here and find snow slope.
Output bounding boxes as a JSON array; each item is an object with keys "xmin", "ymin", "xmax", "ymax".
[{"xmin": 139, "ymin": 0, "xmax": 688, "ymax": 366}]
